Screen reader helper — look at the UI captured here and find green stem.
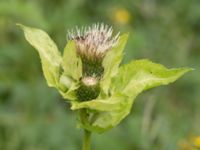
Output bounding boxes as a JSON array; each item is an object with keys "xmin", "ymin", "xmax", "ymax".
[
  {"xmin": 82, "ymin": 129, "xmax": 91, "ymax": 150},
  {"xmin": 80, "ymin": 108, "xmax": 92, "ymax": 150}
]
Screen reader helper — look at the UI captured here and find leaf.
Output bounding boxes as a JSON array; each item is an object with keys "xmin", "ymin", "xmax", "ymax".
[
  {"xmin": 71, "ymin": 93, "xmax": 131, "ymax": 133},
  {"xmin": 71, "ymin": 93, "xmax": 128, "ymax": 111},
  {"xmin": 62, "ymin": 40, "xmax": 82, "ymax": 81},
  {"xmin": 58, "ymin": 74, "xmax": 74, "ymax": 92},
  {"xmin": 59, "ymin": 81, "xmax": 79, "ymax": 101},
  {"xmin": 111, "ymin": 59, "xmax": 192, "ymax": 98},
  {"xmin": 101, "ymin": 33, "xmax": 129, "ymax": 95},
  {"xmin": 72, "ymin": 59, "xmax": 192, "ymax": 133},
  {"xmin": 18, "ymin": 24, "xmax": 62, "ymax": 87}
]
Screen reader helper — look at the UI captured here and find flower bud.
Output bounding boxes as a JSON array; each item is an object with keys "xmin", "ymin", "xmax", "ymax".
[{"xmin": 76, "ymin": 77, "xmax": 100, "ymax": 101}]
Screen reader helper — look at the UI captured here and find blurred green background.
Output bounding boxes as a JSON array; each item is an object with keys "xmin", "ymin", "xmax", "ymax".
[{"xmin": 0, "ymin": 0, "xmax": 200, "ymax": 149}]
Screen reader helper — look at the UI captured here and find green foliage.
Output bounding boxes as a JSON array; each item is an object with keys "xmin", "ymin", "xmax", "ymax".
[
  {"xmin": 62, "ymin": 41, "xmax": 82, "ymax": 81},
  {"xmin": 72, "ymin": 59, "xmax": 191, "ymax": 132},
  {"xmin": 101, "ymin": 33, "xmax": 129, "ymax": 94},
  {"xmin": 18, "ymin": 24, "xmax": 83, "ymax": 101},
  {"xmin": 112, "ymin": 59, "xmax": 192, "ymax": 98},
  {"xmin": 16, "ymin": 24, "xmax": 62, "ymax": 88}
]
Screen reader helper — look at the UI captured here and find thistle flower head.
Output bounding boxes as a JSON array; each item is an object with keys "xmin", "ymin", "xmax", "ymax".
[{"xmin": 67, "ymin": 23, "xmax": 120, "ymax": 61}]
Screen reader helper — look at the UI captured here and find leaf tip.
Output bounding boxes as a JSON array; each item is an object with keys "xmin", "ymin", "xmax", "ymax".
[
  {"xmin": 179, "ymin": 67, "xmax": 194, "ymax": 74},
  {"xmin": 120, "ymin": 32, "xmax": 129, "ymax": 40},
  {"xmin": 16, "ymin": 23, "xmax": 25, "ymax": 29}
]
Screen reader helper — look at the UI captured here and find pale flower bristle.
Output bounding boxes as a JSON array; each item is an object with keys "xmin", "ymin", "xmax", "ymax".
[
  {"xmin": 67, "ymin": 23, "xmax": 120, "ymax": 60},
  {"xmin": 82, "ymin": 76, "xmax": 98, "ymax": 86}
]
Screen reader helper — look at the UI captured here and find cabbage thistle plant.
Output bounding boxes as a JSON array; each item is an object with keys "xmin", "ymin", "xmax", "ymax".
[{"xmin": 18, "ymin": 23, "xmax": 191, "ymax": 150}]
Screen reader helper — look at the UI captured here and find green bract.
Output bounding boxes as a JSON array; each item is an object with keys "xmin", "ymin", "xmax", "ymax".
[{"xmin": 18, "ymin": 24, "xmax": 192, "ymax": 133}]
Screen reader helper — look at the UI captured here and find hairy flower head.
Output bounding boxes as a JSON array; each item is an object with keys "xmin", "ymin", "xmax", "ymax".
[{"xmin": 67, "ymin": 23, "xmax": 120, "ymax": 61}]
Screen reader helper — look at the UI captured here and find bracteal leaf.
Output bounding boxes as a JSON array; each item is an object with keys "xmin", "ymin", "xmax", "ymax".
[
  {"xmin": 71, "ymin": 93, "xmax": 127, "ymax": 111},
  {"xmin": 71, "ymin": 59, "xmax": 192, "ymax": 133},
  {"xmin": 62, "ymin": 40, "xmax": 82, "ymax": 81},
  {"xmin": 111, "ymin": 59, "xmax": 192, "ymax": 98},
  {"xmin": 101, "ymin": 34, "xmax": 129, "ymax": 95},
  {"xmin": 18, "ymin": 24, "xmax": 62, "ymax": 87},
  {"xmin": 59, "ymin": 81, "xmax": 79, "ymax": 101},
  {"xmin": 71, "ymin": 93, "xmax": 131, "ymax": 133}
]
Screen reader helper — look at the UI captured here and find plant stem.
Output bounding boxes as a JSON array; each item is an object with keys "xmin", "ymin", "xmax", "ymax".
[
  {"xmin": 80, "ymin": 108, "xmax": 92, "ymax": 150},
  {"xmin": 82, "ymin": 129, "xmax": 91, "ymax": 150}
]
